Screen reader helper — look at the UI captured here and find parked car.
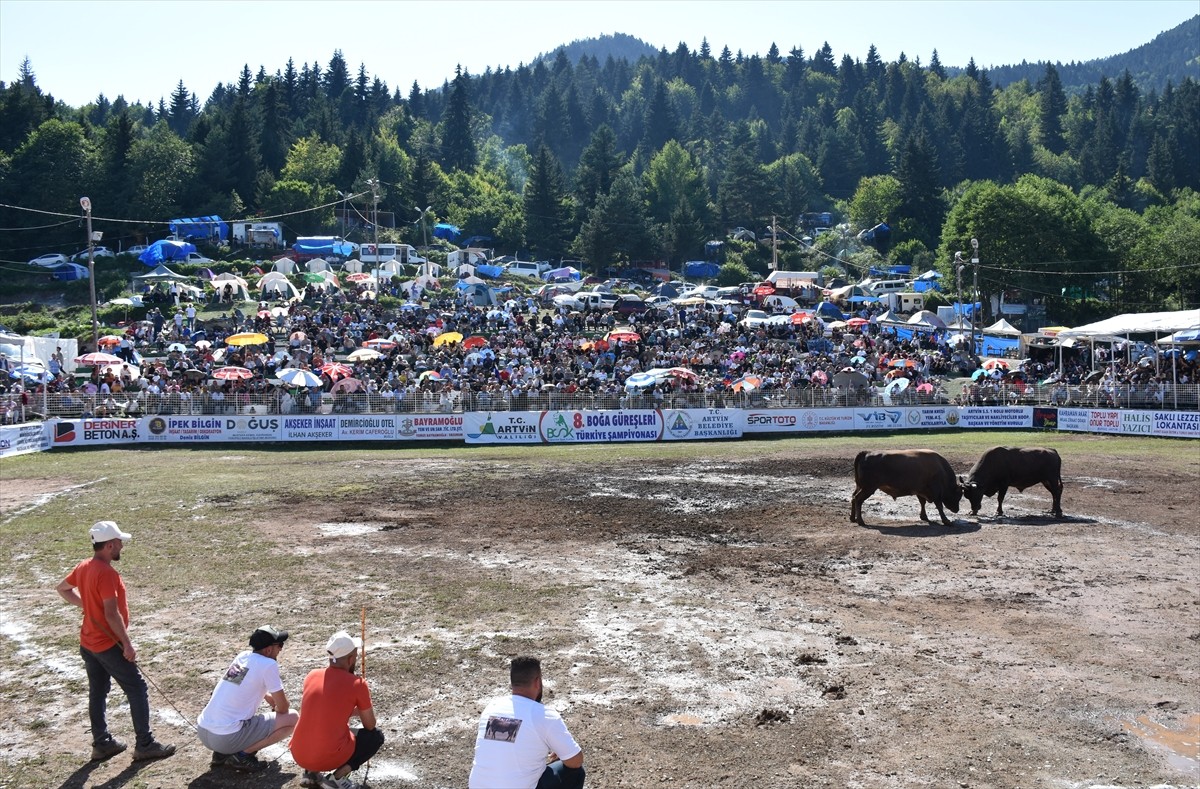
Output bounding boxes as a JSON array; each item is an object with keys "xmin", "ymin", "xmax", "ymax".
[
  {"xmin": 125, "ymin": 245, "xmax": 149, "ymax": 257},
  {"xmin": 72, "ymin": 247, "xmax": 115, "ymax": 261},
  {"xmin": 738, "ymin": 309, "xmax": 771, "ymax": 329},
  {"xmin": 28, "ymin": 253, "xmax": 69, "ymax": 267},
  {"xmin": 552, "ymin": 293, "xmax": 584, "ymax": 311},
  {"xmin": 644, "ymin": 295, "xmax": 671, "ymax": 308},
  {"xmin": 182, "ymin": 252, "xmax": 214, "ymax": 264},
  {"xmin": 613, "ymin": 295, "xmax": 647, "ymax": 316},
  {"xmin": 680, "ymin": 285, "xmax": 722, "ymax": 300}
]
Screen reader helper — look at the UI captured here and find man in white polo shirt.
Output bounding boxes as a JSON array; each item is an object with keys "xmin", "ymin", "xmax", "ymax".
[
  {"xmin": 196, "ymin": 625, "xmax": 298, "ymax": 772},
  {"xmin": 468, "ymin": 656, "xmax": 585, "ymax": 789}
]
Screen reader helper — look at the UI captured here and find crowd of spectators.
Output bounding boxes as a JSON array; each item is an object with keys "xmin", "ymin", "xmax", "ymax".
[{"xmin": 2, "ymin": 282, "xmax": 1197, "ymax": 421}]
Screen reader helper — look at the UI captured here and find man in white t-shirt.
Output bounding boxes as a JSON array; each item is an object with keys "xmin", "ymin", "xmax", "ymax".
[
  {"xmin": 196, "ymin": 625, "xmax": 298, "ymax": 772},
  {"xmin": 468, "ymin": 656, "xmax": 585, "ymax": 789}
]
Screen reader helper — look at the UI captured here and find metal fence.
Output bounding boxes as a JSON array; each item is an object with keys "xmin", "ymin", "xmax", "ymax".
[{"xmin": 5, "ymin": 383, "xmax": 1197, "ymax": 423}]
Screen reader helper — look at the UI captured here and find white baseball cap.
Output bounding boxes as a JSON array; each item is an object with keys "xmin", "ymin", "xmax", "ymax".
[
  {"xmin": 326, "ymin": 631, "xmax": 362, "ymax": 660},
  {"xmin": 90, "ymin": 521, "xmax": 132, "ymax": 543}
]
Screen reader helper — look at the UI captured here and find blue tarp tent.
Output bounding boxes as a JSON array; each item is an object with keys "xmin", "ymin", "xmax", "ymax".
[
  {"xmin": 433, "ymin": 223, "xmax": 462, "ymax": 241},
  {"xmin": 168, "ymin": 216, "xmax": 228, "ymax": 242},
  {"xmin": 476, "ymin": 264, "xmax": 505, "ymax": 279},
  {"xmin": 684, "ymin": 261, "xmax": 719, "ymax": 278},
  {"xmin": 293, "ymin": 237, "xmax": 355, "ymax": 257},
  {"xmin": 139, "ymin": 239, "xmax": 197, "ymax": 266},
  {"xmin": 49, "ymin": 262, "xmax": 88, "ymax": 281},
  {"xmin": 816, "ymin": 302, "xmax": 845, "ymax": 320}
]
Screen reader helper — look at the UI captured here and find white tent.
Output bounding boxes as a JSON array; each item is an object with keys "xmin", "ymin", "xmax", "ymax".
[
  {"xmin": 982, "ymin": 318, "xmax": 1022, "ymax": 336},
  {"xmin": 306, "ymin": 258, "xmax": 331, "ymax": 273},
  {"xmin": 272, "ymin": 258, "xmax": 297, "ymax": 274},
  {"xmin": 375, "ymin": 260, "xmax": 404, "ymax": 279},
  {"xmin": 258, "ymin": 272, "xmax": 301, "ymax": 302},
  {"xmin": 1058, "ymin": 310, "xmax": 1200, "ymax": 339},
  {"xmin": 908, "ymin": 310, "xmax": 947, "ymax": 329},
  {"xmin": 209, "ymin": 273, "xmax": 251, "ymax": 302},
  {"xmin": 342, "ymin": 259, "xmax": 363, "ymax": 274}
]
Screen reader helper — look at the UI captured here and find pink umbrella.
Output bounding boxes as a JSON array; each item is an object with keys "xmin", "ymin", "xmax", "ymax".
[
  {"xmin": 74, "ymin": 352, "xmax": 124, "ymax": 366},
  {"xmin": 212, "ymin": 366, "xmax": 253, "ymax": 381},
  {"xmin": 330, "ymin": 377, "xmax": 362, "ymax": 394},
  {"xmin": 916, "ymin": 383, "xmax": 935, "ymax": 394},
  {"xmin": 665, "ymin": 367, "xmax": 698, "ymax": 381},
  {"xmin": 811, "ymin": 370, "xmax": 829, "ymax": 385},
  {"xmin": 320, "ymin": 362, "xmax": 355, "ymax": 380}
]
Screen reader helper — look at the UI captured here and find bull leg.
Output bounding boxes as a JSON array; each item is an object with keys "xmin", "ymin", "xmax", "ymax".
[
  {"xmin": 851, "ymin": 487, "xmax": 872, "ymax": 526},
  {"xmin": 995, "ymin": 486, "xmax": 1008, "ymax": 517},
  {"xmin": 934, "ymin": 500, "xmax": 953, "ymax": 526},
  {"xmin": 1047, "ymin": 480, "xmax": 1064, "ymax": 518},
  {"xmin": 917, "ymin": 497, "xmax": 930, "ymax": 522}
]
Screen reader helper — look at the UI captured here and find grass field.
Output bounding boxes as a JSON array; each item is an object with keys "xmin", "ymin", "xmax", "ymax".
[{"xmin": 2, "ymin": 432, "xmax": 1197, "ymax": 789}]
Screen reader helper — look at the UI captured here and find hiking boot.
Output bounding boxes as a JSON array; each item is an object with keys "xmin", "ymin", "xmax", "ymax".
[
  {"xmin": 90, "ymin": 736, "xmax": 127, "ymax": 762},
  {"xmin": 131, "ymin": 740, "xmax": 176, "ymax": 761}
]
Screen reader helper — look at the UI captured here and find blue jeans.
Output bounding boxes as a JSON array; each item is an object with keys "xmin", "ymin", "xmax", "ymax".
[
  {"xmin": 80, "ymin": 645, "xmax": 154, "ymax": 747},
  {"xmin": 537, "ymin": 761, "xmax": 586, "ymax": 789}
]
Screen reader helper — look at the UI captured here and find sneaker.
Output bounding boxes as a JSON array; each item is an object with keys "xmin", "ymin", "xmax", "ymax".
[
  {"xmin": 318, "ymin": 773, "xmax": 359, "ymax": 789},
  {"xmin": 131, "ymin": 740, "xmax": 177, "ymax": 761},
  {"xmin": 90, "ymin": 736, "xmax": 127, "ymax": 762},
  {"xmin": 219, "ymin": 751, "xmax": 264, "ymax": 772},
  {"xmin": 300, "ymin": 771, "xmax": 326, "ymax": 788}
]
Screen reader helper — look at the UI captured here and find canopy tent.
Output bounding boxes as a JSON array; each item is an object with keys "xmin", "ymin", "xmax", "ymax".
[
  {"xmin": 454, "ymin": 264, "xmax": 476, "ymax": 277},
  {"xmin": 982, "ymin": 318, "xmax": 1022, "ymax": 336},
  {"xmin": 375, "ymin": 260, "xmax": 404, "ymax": 279},
  {"xmin": 168, "ymin": 215, "xmax": 228, "ymax": 242},
  {"xmin": 684, "ymin": 261, "xmax": 720, "ymax": 278},
  {"xmin": 1058, "ymin": 310, "xmax": 1200, "ymax": 339},
  {"xmin": 209, "ymin": 273, "xmax": 251, "ymax": 302},
  {"xmin": 342, "ymin": 259, "xmax": 363, "ymax": 273},
  {"xmin": 272, "ymin": 258, "xmax": 297, "ymax": 274},
  {"xmin": 907, "ymin": 310, "xmax": 947, "ymax": 329},
  {"xmin": 1157, "ymin": 328, "xmax": 1200, "ymax": 345},
  {"xmin": 433, "ymin": 223, "xmax": 462, "ymax": 241},
  {"xmin": 258, "ymin": 272, "xmax": 302, "ymax": 302},
  {"xmin": 49, "ymin": 262, "xmax": 89, "ymax": 281},
  {"xmin": 134, "ymin": 264, "xmax": 191, "ymax": 284},
  {"xmin": 138, "ymin": 239, "xmax": 197, "ymax": 266},
  {"xmin": 305, "ymin": 258, "xmax": 331, "ymax": 273},
  {"xmin": 815, "ymin": 302, "xmax": 845, "ymax": 320}
]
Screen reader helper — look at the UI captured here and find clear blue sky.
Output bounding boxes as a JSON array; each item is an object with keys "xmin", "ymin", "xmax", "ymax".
[{"xmin": 1, "ymin": 0, "xmax": 1195, "ymax": 108}]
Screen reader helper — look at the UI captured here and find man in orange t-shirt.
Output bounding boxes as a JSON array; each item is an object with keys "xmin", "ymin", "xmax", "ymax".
[
  {"xmin": 290, "ymin": 631, "xmax": 384, "ymax": 789},
  {"xmin": 56, "ymin": 521, "xmax": 175, "ymax": 763}
]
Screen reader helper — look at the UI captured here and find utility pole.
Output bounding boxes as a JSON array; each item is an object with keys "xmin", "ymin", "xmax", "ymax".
[
  {"xmin": 80, "ymin": 196, "xmax": 99, "ymax": 352},
  {"xmin": 970, "ymin": 237, "xmax": 980, "ymax": 358},
  {"xmin": 368, "ymin": 179, "xmax": 380, "ymax": 266},
  {"xmin": 954, "ymin": 251, "xmax": 964, "ymax": 336},
  {"xmin": 771, "ymin": 215, "xmax": 778, "ymax": 271}
]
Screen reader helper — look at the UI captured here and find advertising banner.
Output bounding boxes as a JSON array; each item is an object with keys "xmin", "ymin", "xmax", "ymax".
[
  {"xmin": 0, "ymin": 422, "xmax": 51, "ymax": 458},
  {"xmin": 1152, "ymin": 411, "xmax": 1200, "ymax": 438},
  {"xmin": 462, "ymin": 412, "xmax": 542, "ymax": 444},
  {"xmin": 143, "ymin": 416, "xmax": 249, "ymax": 443},
  {"xmin": 854, "ymin": 407, "xmax": 907, "ymax": 430},
  {"xmin": 539, "ymin": 410, "xmax": 663, "ymax": 443},
  {"xmin": 396, "ymin": 414, "xmax": 464, "ymax": 440},
  {"xmin": 336, "ymin": 415, "xmax": 400, "ymax": 441},
  {"xmin": 903, "ymin": 407, "xmax": 956, "ymax": 429},
  {"xmin": 279, "ymin": 415, "xmax": 339, "ymax": 441},
  {"xmin": 1119, "ymin": 410, "xmax": 1154, "ymax": 437},
  {"xmin": 52, "ymin": 418, "xmax": 141, "ymax": 446},
  {"xmin": 1056, "ymin": 408, "xmax": 1092, "ymax": 432},
  {"xmin": 956, "ymin": 407, "xmax": 1033, "ymax": 429},
  {"xmin": 1085, "ymin": 409, "xmax": 1123, "ymax": 434},
  {"xmin": 661, "ymin": 409, "xmax": 742, "ymax": 441}
]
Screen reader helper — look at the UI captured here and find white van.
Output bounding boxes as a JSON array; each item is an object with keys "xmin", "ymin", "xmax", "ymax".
[
  {"xmin": 578, "ymin": 291, "xmax": 619, "ymax": 309},
  {"xmin": 762, "ymin": 294, "xmax": 800, "ymax": 312},
  {"xmin": 863, "ymin": 279, "xmax": 909, "ymax": 297},
  {"xmin": 506, "ymin": 260, "xmax": 549, "ymax": 278},
  {"xmin": 359, "ymin": 243, "xmax": 426, "ymax": 265}
]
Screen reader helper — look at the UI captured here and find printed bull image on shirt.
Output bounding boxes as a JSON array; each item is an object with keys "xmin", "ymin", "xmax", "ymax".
[
  {"xmin": 221, "ymin": 660, "xmax": 250, "ymax": 685},
  {"xmin": 484, "ymin": 715, "xmax": 521, "ymax": 743}
]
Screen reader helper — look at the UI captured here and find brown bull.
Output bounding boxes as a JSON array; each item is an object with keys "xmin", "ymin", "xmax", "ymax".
[
  {"xmin": 960, "ymin": 446, "xmax": 1064, "ymax": 518},
  {"xmin": 850, "ymin": 449, "xmax": 962, "ymax": 527}
]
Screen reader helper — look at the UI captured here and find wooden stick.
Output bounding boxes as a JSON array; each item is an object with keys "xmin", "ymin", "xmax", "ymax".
[{"xmin": 360, "ymin": 605, "xmax": 366, "ymax": 677}]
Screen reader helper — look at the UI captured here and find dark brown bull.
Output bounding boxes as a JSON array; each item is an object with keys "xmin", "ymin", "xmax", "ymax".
[
  {"xmin": 960, "ymin": 446, "xmax": 1064, "ymax": 518},
  {"xmin": 850, "ymin": 449, "xmax": 962, "ymax": 527}
]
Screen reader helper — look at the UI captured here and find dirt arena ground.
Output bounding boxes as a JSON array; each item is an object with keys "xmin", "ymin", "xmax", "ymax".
[{"xmin": 0, "ymin": 432, "xmax": 1197, "ymax": 789}]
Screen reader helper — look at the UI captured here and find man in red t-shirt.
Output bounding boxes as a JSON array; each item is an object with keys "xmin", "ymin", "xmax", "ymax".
[
  {"xmin": 55, "ymin": 521, "xmax": 176, "ymax": 763},
  {"xmin": 290, "ymin": 631, "xmax": 384, "ymax": 789}
]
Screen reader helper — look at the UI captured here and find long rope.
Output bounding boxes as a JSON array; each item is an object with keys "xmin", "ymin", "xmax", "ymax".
[{"xmin": 139, "ymin": 659, "xmax": 200, "ymax": 755}]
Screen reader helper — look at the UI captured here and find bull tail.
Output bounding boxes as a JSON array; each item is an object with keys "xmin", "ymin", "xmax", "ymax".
[{"xmin": 853, "ymin": 450, "xmax": 867, "ymax": 480}]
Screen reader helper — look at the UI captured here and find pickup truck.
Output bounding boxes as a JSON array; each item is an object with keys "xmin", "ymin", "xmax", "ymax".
[{"xmin": 578, "ymin": 291, "xmax": 619, "ymax": 310}]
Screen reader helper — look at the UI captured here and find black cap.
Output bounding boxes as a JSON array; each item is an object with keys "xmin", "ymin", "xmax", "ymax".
[{"xmin": 249, "ymin": 625, "xmax": 289, "ymax": 651}]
